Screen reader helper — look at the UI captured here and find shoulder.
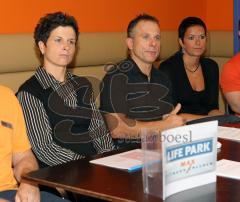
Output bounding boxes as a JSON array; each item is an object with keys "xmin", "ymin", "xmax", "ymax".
[
  {"xmin": 159, "ymin": 51, "xmax": 183, "ymax": 71},
  {"xmin": 153, "ymin": 67, "xmax": 169, "ymax": 78},
  {"xmin": 220, "ymin": 54, "xmax": 240, "ymax": 83},
  {"xmin": 222, "ymin": 53, "xmax": 240, "ymax": 72},
  {"xmin": 0, "ymin": 85, "xmax": 14, "ymax": 94},
  {"xmin": 160, "ymin": 51, "xmax": 182, "ymax": 65},
  {"xmin": 102, "ymin": 58, "xmax": 132, "ymax": 81},
  {"xmin": 70, "ymin": 75, "xmax": 94, "ymax": 97},
  {"xmin": 202, "ymin": 57, "xmax": 218, "ymax": 66},
  {"xmin": 0, "ymin": 85, "xmax": 15, "ymax": 99},
  {"xmin": 152, "ymin": 68, "xmax": 171, "ymax": 87},
  {"xmin": 220, "ymin": 54, "xmax": 240, "ymax": 92},
  {"xmin": 71, "ymin": 74, "xmax": 92, "ymax": 86},
  {"xmin": 226, "ymin": 53, "xmax": 240, "ymax": 65},
  {"xmin": 201, "ymin": 57, "xmax": 219, "ymax": 72},
  {"xmin": 17, "ymin": 75, "xmax": 45, "ymax": 101},
  {"xmin": 0, "ymin": 85, "xmax": 21, "ymax": 111},
  {"xmin": 18, "ymin": 75, "xmax": 40, "ymax": 92},
  {"xmin": 159, "ymin": 52, "xmax": 183, "ymax": 80}
]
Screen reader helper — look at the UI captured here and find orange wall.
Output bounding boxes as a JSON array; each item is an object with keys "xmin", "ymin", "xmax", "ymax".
[
  {"xmin": 0, "ymin": 0, "xmax": 232, "ymax": 34},
  {"xmin": 206, "ymin": 0, "xmax": 233, "ymax": 30}
]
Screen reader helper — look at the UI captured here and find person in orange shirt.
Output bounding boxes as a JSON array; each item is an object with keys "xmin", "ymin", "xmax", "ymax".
[
  {"xmin": 0, "ymin": 85, "xmax": 67, "ymax": 201},
  {"xmin": 220, "ymin": 53, "xmax": 240, "ymax": 114}
]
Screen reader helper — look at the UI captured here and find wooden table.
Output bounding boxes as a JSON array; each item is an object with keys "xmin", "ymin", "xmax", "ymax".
[{"xmin": 23, "ymin": 139, "xmax": 240, "ymax": 202}]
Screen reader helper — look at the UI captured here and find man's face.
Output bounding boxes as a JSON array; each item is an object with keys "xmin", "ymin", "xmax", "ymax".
[
  {"xmin": 38, "ymin": 26, "xmax": 77, "ymax": 68},
  {"xmin": 127, "ymin": 20, "xmax": 161, "ymax": 67}
]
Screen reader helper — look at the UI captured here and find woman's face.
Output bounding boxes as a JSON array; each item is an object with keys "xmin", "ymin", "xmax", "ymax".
[
  {"xmin": 39, "ymin": 26, "xmax": 77, "ymax": 68},
  {"xmin": 179, "ymin": 25, "xmax": 206, "ymax": 57}
]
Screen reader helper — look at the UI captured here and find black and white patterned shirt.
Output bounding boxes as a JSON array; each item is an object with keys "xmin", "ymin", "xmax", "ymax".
[{"xmin": 17, "ymin": 67, "xmax": 114, "ymax": 166}]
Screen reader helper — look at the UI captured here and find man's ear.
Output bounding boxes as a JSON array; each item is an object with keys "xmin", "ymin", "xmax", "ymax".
[
  {"xmin": 38, "ymin": 41, "xmax": 46, "ymax": 55},
  {"xmin": 126, "ymin": 37, "xmax": 133, "ymax": 50}
]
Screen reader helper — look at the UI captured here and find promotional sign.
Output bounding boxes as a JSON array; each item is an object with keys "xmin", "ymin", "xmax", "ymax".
[{"xmin": 162, "ymin": 121, "xmax": 218, "ymax": 199}]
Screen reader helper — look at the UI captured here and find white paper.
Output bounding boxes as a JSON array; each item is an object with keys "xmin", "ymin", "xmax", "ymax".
[
  {"xmin": 218, "ymin": 126, "xmax": 240, "ymax": 142},
  {"xmin": 217, "ymin": 159, "xmax": 240, "ymax": 180},
  {"xmin": 90, "ymin": 149, "xmax": 144, "ymax": 171}
]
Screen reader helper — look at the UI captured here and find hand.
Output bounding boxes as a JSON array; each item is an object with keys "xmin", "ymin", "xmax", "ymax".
[
  {"xmin": 15, "ymin": 182, "xmax": 40, "ymax": 202},
  {"xmin": 170, "ymin": 103, "xmax": 181, "ymax": 115},
  {"xmin": 163, "ymin": 103, "xmax": 181, "ymax": 119},
  {"xmin": 163, "ymin": 103, "xmax": 185, "ymax": 128}
]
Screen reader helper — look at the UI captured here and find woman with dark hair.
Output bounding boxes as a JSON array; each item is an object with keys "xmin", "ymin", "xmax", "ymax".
[
  {"xmin": 159, "ymin": 16, "xmax": 223, "ymax": 120},
  {"xmin": 17, "ymin": 12, "xmax": 114, "ymax": 167}
]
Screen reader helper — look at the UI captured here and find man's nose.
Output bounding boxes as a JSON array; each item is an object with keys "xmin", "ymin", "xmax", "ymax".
[{"xmin": 149, "ymin": 38, "xmax": 157, "ymax": 46}]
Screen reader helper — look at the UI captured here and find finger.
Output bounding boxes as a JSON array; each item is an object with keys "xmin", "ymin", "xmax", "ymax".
[{"xmin": 170, "ymin": 103, "xmax": 181, "ymax": 115}]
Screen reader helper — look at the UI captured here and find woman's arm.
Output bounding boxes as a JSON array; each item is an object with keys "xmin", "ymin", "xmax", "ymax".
[
  {"xmin": 17, "ymin": 91, "xmax": 84, "ymax": 166},
  {"xmin": 207, "ymin": 60, "xmax": 222, "ymax": 113},
  {"xmin": 88, "ymin": 95, "xmax": 115, "ymax": 153}
]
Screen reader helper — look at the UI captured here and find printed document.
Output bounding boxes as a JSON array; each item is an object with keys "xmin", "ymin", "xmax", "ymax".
[
  {"xmin": 90, "ymin": 149, "xmax": 144, "ymax": 171},
  {"xmin": 217, "ymin": 159, "xmax": 240, "ymax": 180},
  {"xmin": 218, "ymin": 126, "xmax": 240, "ymax": 142}
]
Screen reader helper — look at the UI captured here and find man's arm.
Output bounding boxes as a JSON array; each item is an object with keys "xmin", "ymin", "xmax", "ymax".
[
  {"xmin": 178, "ymin": 113, "xmax": 207, "ymax": 121},
  {"xmin": 13, "ymin": 149, "xmax": 40, "ymax": 202},
  {"xmin": 224, "ymin": 91, "xmax": 240, "ymax": 114},
  {"xmin": 104, "ymin": 104, "xmax": 184, "ymax": 138},
  {"xmin": 208, "ymin": 109, "xmax": 223, "ymax": 116},
  {"xmin": 178, "ymin": 109, "xmax": 223, "ymax": 122}
]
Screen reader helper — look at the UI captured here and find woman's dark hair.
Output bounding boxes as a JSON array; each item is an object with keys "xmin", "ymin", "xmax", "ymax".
[
  {"xmin": 178, "ymin": 17, "xmax": 207, "ymax": 41},
  {"xmin": 34, "ymin": 11, "xmax": 79, "ymax": 46}
]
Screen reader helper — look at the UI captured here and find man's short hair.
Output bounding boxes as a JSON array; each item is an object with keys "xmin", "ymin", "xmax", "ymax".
[
  {"xmin": 34, "ymin": 11, "xmax": 79, "ymax": 46},
  {"xmin": 127, "ymin": 14, "xmax": 159, "ymax": 38}
]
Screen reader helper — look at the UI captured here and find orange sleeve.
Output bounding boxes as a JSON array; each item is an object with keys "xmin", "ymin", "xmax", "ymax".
[
  {"xmin": 12, "ymin": 91, "xmax": 31, "ymax": 153},
  {"xmin": 220, "ymin": 53, "xmax": 240, "ymax": 93}
]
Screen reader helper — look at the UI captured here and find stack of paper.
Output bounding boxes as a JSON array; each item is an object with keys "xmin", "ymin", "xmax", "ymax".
[
  {"xmin": 218, "ymin": 126, "xmax": 240, "ymax": 142},
  {"xmin": 217, "ymin": 159, "xmax": 240, "ymax": 180},
  {"xmin": 90, "ymin": 149, "xmax": 144, "ymax": 172}
]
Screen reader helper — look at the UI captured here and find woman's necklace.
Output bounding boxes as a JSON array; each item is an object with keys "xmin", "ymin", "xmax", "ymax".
[{"xmin": 184, "ymin": 62, "xmax": 200, "ymax": 73}]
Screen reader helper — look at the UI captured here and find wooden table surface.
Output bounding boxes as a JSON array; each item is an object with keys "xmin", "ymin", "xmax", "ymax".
[{"xmin": 23, "ymin": 138, "xmax": 240, "ymax": 202}]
